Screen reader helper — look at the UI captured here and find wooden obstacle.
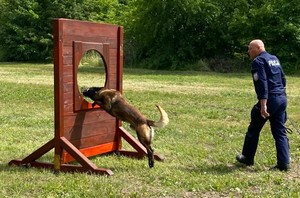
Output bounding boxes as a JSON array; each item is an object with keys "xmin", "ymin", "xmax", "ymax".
[{"xmin": 9, "ymin": 18, "xmax": 163, "ymax": 176}]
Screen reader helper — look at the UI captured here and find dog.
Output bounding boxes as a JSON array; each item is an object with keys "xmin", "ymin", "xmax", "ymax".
[{"xmin": 82, "ymin": 87, "xmax": 169, "ymax": 168}]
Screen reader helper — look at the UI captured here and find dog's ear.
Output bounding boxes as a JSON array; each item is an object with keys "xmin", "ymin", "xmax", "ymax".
[{"xmin": 90, "ymin": 87, "xmax": 102, "ymax": 92}]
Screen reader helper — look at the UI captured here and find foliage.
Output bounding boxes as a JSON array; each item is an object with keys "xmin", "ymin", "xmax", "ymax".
[
  {"xmin": 0, "ymin": 0, "xmax": 129, "ymax": 62},
  {"xmin": 224, "ymin": 0, "xmax": 300, "ymax": 72},
  {"xmin": 0, "ymin": 0, "xmax": 299, "ymax": 72},
  {"xmin": 127, "ymin": 0, "xmax": 300, "ymax": 71},
  {"xmin": 126, "ymin": 0, "xmax": 221, "ymax": 70},
  {"xmin": 1, "ymin": 63, "xmax": 300, "ymax": 197}
]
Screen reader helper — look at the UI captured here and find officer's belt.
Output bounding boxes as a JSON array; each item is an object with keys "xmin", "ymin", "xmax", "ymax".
[{"xmin": 269, "ymin": 93, "xmax": 285, "ymax": 97}]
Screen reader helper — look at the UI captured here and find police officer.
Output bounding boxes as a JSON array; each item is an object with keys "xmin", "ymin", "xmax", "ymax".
[{"xmin": 236, "ymin": 39, "xmax": 290, "ymax": 171}]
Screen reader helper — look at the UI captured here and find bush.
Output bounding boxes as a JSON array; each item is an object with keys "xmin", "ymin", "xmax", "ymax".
[{"xmin": 0, "ymin": 0, "xmax": 129, "ymax": 62}]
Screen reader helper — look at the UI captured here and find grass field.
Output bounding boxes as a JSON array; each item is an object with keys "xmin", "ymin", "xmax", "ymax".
[{"xmin": 0, "ymin": 62, "xmax": 300, "ymax": 197}]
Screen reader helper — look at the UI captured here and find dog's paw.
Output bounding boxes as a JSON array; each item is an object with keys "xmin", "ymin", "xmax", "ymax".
[{"xmin": 148, "ymin": 160, "xmax": 154, "ymax": 168}]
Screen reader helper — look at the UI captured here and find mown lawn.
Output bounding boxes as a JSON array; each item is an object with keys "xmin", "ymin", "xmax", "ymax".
[{"xmin": 0, "ymin": 62, "xmax": 300, "ymax": 197}]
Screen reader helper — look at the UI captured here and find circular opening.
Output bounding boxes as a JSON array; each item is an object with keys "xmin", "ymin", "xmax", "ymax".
[{"xmin": 77, "ymin": 50, "xmax": 106, "ymax": 102}]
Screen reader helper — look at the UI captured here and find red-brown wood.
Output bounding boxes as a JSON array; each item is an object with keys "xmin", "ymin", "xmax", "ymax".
[
  {"xmin": 9, "ymin": 160, "xmax": 114, "ymax": 176},
  {"xmin": 8, "ymin": 18, "xmax": 163, "ymax": 175}
]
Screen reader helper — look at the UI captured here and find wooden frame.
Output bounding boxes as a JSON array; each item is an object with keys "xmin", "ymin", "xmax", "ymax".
[{"xmin": 9, "ymin": 18, "xmax": 163, "ymax": 176}]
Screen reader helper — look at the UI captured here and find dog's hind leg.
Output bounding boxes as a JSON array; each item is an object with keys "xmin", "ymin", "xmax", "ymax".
[
  {"xmin": 145, "ymin": 144, "xmax": 154, "ymax": 168},
  {"xmin": 137, "ymin": 124, "xmax": 155, "ymax": 168},
  {"xmin": 137, "ymin": 137, "xmax": 154, "ymax": 168},
  {"xmin": 136, "ymin": 139, "xmax": 153, "ymax": 168}
]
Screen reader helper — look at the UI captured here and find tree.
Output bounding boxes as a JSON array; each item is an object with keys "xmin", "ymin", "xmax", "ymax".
[
  {"xmin": 0, "ymin": 0, "xmax": 299, "ymax": 72},
  {"xmin": 125, "ymin": 0, "xmax": 300, "ymax": 71},
  {"xmin": 0, "ymin": 0, "xmax": 129, "ymax": 61},
  {"xmin": 126, "ymin": 0, "xmax": 222, "ymax": 69},
  {"xmin": 224, "ymin": 0, "xmax": 300, "ymax": 72}
]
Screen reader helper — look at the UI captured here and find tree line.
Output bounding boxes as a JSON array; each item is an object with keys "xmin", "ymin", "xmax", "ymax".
[{"xmin": 0, "ymin": 0, "xmax": 299, "ymax": 72}]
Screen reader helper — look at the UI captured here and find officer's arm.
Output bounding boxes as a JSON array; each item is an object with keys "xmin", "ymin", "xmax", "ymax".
[
  {"xmin": 252, "ymin": 59, "xmax": 269, "ymax": 119},
  {"xmin": 260, "ymin": 99, "xmax": 270, "ymax": 119},
  {"xmin": 281, "ymin": 69, "xmax": 286, "ymax": 88},
  {"xmin": 252, "ymin": 59, "xmax": 268, "ymax": 99}
]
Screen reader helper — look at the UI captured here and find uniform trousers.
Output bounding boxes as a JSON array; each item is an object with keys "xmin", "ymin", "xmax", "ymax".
[{"xmin": 241, "ymin": 94, "xmax": 290, "ymax": 166}]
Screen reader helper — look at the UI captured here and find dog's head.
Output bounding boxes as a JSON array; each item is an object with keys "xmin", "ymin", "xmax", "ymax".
[
  {"xmin": 82, "ymin": 87, "xmax": 120, "ymax": 111},
  {"xmin": 82, "ymin": 87, "xmax": 103, "ymax": 101}
]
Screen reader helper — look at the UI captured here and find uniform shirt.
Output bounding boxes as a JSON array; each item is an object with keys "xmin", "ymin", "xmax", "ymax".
[{"xmin": 251, "ymin": 51, "xmax": 286, "ymax": 100}]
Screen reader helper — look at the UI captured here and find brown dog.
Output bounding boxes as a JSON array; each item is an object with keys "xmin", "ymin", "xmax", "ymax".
[{"xmin": 82, "ymin": 87, "xmax": 169, "ymax": 168}]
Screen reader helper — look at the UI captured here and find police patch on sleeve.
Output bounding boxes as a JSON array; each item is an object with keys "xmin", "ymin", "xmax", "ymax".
[{"xmin": 253, "ymin": 72, "xmax": 259, "ymax": 81}]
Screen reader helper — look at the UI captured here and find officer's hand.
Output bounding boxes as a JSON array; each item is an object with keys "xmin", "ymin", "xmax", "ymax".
[{"xmin": 261, "ymin": 105, "xmax": 270, "ymax": 119}]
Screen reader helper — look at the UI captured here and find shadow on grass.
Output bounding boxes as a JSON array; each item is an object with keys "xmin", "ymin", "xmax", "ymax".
[
  {"xmin": 0, "ymin": 162, "xmax": 29, "ymax": 172},
  {"xmin": 0, "ymin": 159, "xmax": 261, "ymax": 176},
  {"xmin": 184, "ymin": 163, "xmax": 259, "ymax": 175}
]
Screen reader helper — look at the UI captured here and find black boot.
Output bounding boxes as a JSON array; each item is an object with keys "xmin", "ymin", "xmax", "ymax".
[
  {"xmin": 270, "ymin": 164, "xmax": 290, "ymax": 171},
  {"xmin": 236, "ymin": 154, "xmax": 254, "ymax": 166}
]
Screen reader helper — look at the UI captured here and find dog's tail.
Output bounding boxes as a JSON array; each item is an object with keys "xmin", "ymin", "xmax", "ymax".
[{"xmin": 147, "ymin": 105, "xmax": 169, "ymax": 128}]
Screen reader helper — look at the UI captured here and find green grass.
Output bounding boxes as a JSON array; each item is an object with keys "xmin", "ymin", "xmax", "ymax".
[{"xmin": 1, "ymin": 62, "xmax": 300, "ymax": 197}]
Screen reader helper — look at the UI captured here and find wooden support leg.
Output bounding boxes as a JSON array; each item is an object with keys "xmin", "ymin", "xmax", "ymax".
[
  {"xmin": 9, "ymin": 139, "xmax": 55, "ymax": 166},
  {"xmin": 59, "ymin": 137, "xmax": 113, "ymax": 175},
  {"xmin": 117, "ymin": 127, "xmax": 164, "ymax": 161},
  {"xmin": 9, "ymin": 138, "xmax": 113, "ymax": 176}
]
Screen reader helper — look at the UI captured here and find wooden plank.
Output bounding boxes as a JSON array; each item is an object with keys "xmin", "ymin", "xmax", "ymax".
[
  {"xmin": 62, "ymin": 36, "xmax": 118, "ymax": 48},
  {"xmin": 62, "ymin": 25, "xmax": 118, "ymax": 37},
  {"xmin": 63, "ymin": 104, "xmax": 74, "ymax": 114},
  {"xmin": 118, "ymin": 127, "xmax": 146, "ymax": 154},
  {"xmin": 63, "ymin": 64, "xmax": 73, "ymax": 75},
  {"xmin": 74, "ymin": 101, "xmax": 101, "ymax": 111},
  {"xmin": 62, "ymin": 141, "xmax": 118, "ymax": 163},
  {"xmin": 118, "ymin": 150, "xmax": 165, "ymax": 162},
  {"xmin": 117, "ymin": 26, "xmax": 123, "ymax": 93},
  {"xmin": 53, "ymin": 18, "xmax": 65, "ymax": 143},
  {"xmin": 20, "ymin": 139, "xmax": 55, "ymax": 164},
  {"xmin": 60, "ymin": 137, "xmax": 98, "ymax": 169},
  {"xmin": 9, "ymin": 19, "xmax": 126, "ymax": 176},
  {"xmin": 62, "ymin": 46, "xmax": 73, "ymax": 56},
  {"xmin": 73, "ymin": 41, "xmax": 111, "ymax": 112},
  {"xmin": 63, "ymin": 93, "xmax": 73, "ymax": 106},
  {"xmin": 64, "ymin": 123, "xmax": 116, "ymax": 140},
  {"xmin": 63, "ymin": 83, "xmax": 73, "ymax": 93},
  {"xmin": 61, "ymin": 19, "xmax": 119, "ymax": 37},
  {"xmin": 66, "ymin": 133, "xmax": 117, "ymax": 150},
  {"xmin": 9, "ymin": 160, "xmax": 113, "ymax": 176},
  {"xmin": 63, "ymin": 55, "xmax": 73, "ymax": 65},
  {"xmin": 63, "ymin": 111, "xmax": 114, "ymax": 127},
  {"xmin": 63, "ymin": 74, "xmax": 73, "ymax": 83}
]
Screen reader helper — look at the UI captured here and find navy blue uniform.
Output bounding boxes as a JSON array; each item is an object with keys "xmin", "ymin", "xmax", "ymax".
[{"xmin": 241, "ymin": 51, "xmax": 290, "ymax": 167}]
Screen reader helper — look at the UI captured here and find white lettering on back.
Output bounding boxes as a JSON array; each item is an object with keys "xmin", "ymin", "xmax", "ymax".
[{"xmin": 268, "ymin": 60, "xmax": 280, "ymax": 66}]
